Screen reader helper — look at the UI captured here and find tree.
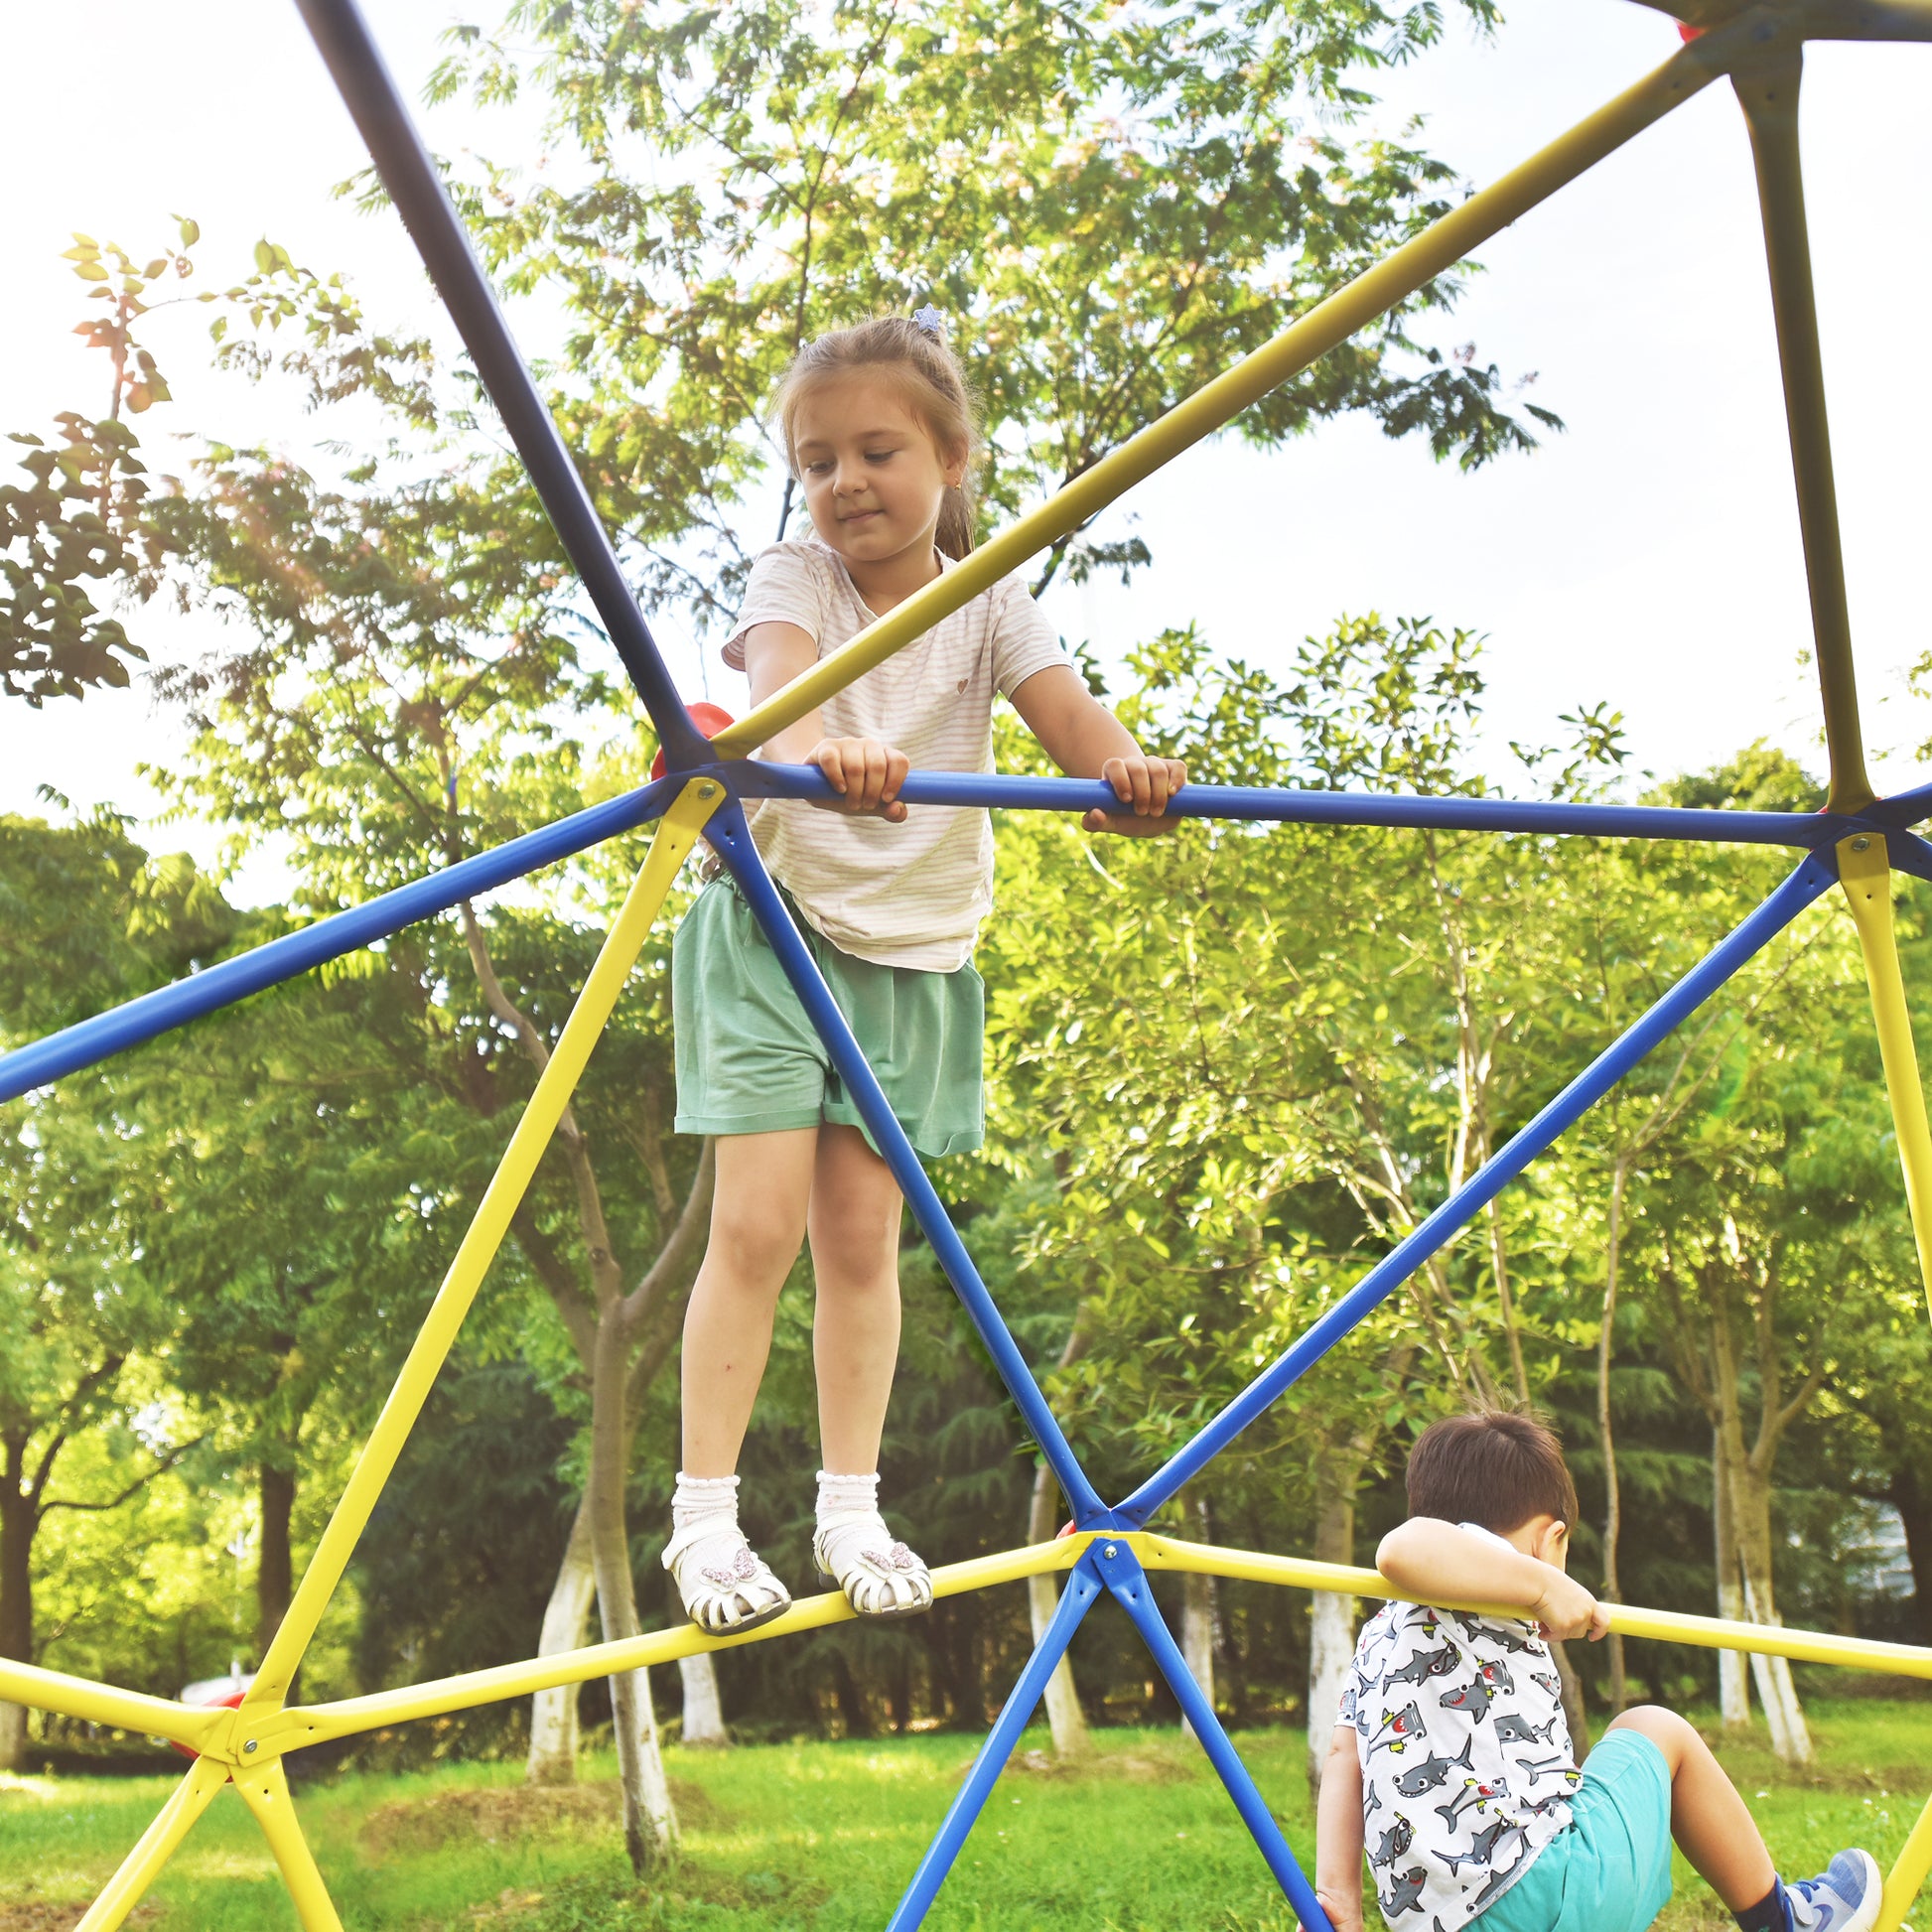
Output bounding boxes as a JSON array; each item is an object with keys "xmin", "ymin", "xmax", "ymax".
[
  {"xmin": 427, "ymin": 0, "xmax": 1551, "ymax": 627},
  {"xmin": 0, "ymin": 811, "xmax": 233, "ymax": 1768}
]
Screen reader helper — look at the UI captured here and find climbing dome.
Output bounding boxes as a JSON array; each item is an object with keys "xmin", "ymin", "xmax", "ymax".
[{"xmin": 9, "ymin": 0, "xmax": 1932, "ymax": 1924}]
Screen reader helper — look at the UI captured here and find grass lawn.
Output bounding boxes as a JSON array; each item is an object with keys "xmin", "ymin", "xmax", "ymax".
[{"xmin": 3, "ymin": 1703, "xmax": 1930, "ymax": 1931}]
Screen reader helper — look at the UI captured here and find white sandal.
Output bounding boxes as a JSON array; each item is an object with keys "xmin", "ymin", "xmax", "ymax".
[
  {"xmin": 663, "ymin": 1519, "xmax": 792, "ymax": 1636},
  {"xmin": 814, "ymin": 1510, "xmax": 933, "ymax": 1619}
]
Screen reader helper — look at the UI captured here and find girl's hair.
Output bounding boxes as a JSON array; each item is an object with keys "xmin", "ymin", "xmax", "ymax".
[{"xmin": 774, "ymin": 315, "xmax": 982, "ymax": 560}]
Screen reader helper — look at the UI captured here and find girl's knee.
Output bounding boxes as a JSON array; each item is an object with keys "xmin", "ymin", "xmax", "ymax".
[{"xmin": 704, "ymin": 1207, "xmax": 804, "ymax": 1288}]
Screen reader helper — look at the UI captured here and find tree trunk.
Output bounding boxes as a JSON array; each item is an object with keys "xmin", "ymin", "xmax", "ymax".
[
  {"xmin": 678, "ymin": 1653, "xmax": 729, "ymax": 1747},
  {"xmin": 1027, "ymin": 1456, "xmax": 1091, "ymax": 1760},
  {"xmin": 1180, "ymin": 1493, "xmax": 1217, "ymax": 1744},
  {"xmin": 1714, "ymin": 1428, "xmax": 1751, "ymax": 1729},
  {"xmin": 1549, "ymin": 1643, "xmax": 1589, "ymax": 1764},
  {"xmin": 1890, "ymin": 1466, "xmax": 1932, "ymax": 1645},
  {"xmin": 588, "ymin": 1319, "xmax": 676, "ymax": 1871},
  {"xmin": 0, "ymin": 1435, "xmax": 33, "ymax": 1773},
  {"xmin": 528, "ymin": 1495, "xmax": 599, "ymax": 1785},
  {"xmin": 1596, "ymin": 1159, "xmax": 1628, "ymax": 1715},
  {"xmin": 1308, "ymin": 1469, "xmax": 1358, "ymax": 1793},
  {"xmin": 1710, "ymin": 1308, "xmax": 1811, "ymax": 1763},
  {"xmin": 257, "ymin": 1460, "xmax": 296, "ymax": 1660},
  {"xmin": 1732, "ymin": 1455, "xmax": 1812, "ymax": 1765}
]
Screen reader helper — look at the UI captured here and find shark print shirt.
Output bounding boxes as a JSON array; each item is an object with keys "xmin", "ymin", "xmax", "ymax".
[{"xmin": 1338, "ymin": 1542, "xmax": 1582, "ymax": 1931}]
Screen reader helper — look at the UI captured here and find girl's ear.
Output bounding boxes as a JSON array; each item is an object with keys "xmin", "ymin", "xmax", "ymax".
[{"xmin": 940, "ymin": 438, "xmax": 970, "ymax": 489}]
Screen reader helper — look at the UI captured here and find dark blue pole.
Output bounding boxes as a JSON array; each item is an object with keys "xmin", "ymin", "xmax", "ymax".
[
  {"xmin": 885, "ymin": 1557, "xmax": 1105, "ymax": 1931},
  {"xmin": 723, "ymin": 762, "xmax": 1857, "ymax": 848},
  {"xmin": 1114, "ymin": 853, "xmax": 1837, "ymax": 1526},
  {"xmin": 707, "ymin": 799, "xmax": 1108, "ymax": 1525},
  {"xmin": 1870, "ymin": 780, "xmax": 1932, "ymax": 829},
  {"xmin": 290, "ymin": 0, "xmax": 707, "ymax": 770},
  {"xmin": 0, "ymin": 776, "xmax": 679, "ymax": 1104},
  {"xmin": 1095, "ymin": 1541, "xmax": 1332, "ymax": 1931},
  {"xmin": 1881, "ymin": 832, "xmax": 1932, "ymax": 888}
]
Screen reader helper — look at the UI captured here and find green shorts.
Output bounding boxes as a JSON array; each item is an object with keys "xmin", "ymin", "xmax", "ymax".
[
  {"xmin": 672, "ymin": 878, "xmax": 985, "ymax": 1160},
  {"xmin": 1475, "ymin": 1731, "xmax": 1674, "ymax": 1932}
]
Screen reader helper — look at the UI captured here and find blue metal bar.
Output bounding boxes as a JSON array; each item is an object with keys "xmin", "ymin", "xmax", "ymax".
[
  {"xmin": 1887, "ymin": 832, "xmax": 1932, "ymax": 889},
  {"xmin": 885, "ymin": 1555, "xmax": 1106, "ymax": 1931},
  {"xmin": 1115, "ymin": 852, "xmax": 1838, "ymax": 1526},
  {"xmin": 720, "ymin": 761, "xmax": 1859, "ymax": 848},
  {"xmin": 1096, "ymin": 1541, "xmax": 1332, "ymax": 1931},
  {"xmin": 0, "ymin": 775, "xmax": 680, "ymax": 1105},
  {"xmin": 707, "ymin": 799, "xmax": 1108, "ymax": 1525},
  {"xmin": 290, "ymin": 0, "xmax": 706, "ymax": 770},
  {"xmin": 1869, "ymin": 781, "xmax": 1932, "ymax": 830}
]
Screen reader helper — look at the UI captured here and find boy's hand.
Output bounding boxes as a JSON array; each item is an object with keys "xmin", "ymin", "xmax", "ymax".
[
  {"xmin": 1082, "ymin": 755, "xmax": 1188, "ymax": 836},
  {"xmin": 811, "ymin": 738, "xmax": 909, "ymax": 821},
  {"xmin": 1533, "ymin": 1570, "xmax": 1610, "ymax": 1643},
  {"xmin": 1301, "ymin": 1887, "xmax": 1364, "ymax": 1932}
]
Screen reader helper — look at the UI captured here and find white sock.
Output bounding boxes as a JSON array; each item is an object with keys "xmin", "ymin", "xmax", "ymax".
[
  {"xmin": 673, "ymin": 1471, "xmax": 742, "ymax": 1541},
  {"xmin": 816, "ymin": 1469, "xmax": 881, "ymax": 1521}
]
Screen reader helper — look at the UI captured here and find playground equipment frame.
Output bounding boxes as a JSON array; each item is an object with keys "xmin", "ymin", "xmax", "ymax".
[{"xmin": 7, "ymin": 0, "xmax": 1932, "ymax": 1925}]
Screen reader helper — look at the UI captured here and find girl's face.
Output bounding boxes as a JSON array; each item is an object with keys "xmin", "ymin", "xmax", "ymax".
[{"xmin": 790, "ymin": 372, "xmax": 963, "ymax": 580}]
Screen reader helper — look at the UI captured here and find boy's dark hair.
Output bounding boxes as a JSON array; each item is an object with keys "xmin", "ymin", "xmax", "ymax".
[{"xmin": 1405, "ymin": 1408, "xmax": 1580, "ymax": 1535}]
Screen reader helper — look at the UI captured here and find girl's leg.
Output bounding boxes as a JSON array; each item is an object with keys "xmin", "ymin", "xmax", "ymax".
[
  {"xmin": 1605, "ymin": 1708, "xmax": 1774, "ymax": 1909},
  {"xmin": 806, "ymin": 1123, "xmax": 905, "ymax": 1472},
  {"xmin": 805, "ymin": 1125, "xmax": 929, "ymax": 1617},
  {"xmin": 679, "ymin": 1128, "xmax": 818, "ymax": 1475}
]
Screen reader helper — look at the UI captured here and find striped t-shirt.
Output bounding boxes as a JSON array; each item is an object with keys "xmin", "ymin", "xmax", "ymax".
[{"xmin": 725, "ymin": 537, "xmax": 1072, "ymax": 972}]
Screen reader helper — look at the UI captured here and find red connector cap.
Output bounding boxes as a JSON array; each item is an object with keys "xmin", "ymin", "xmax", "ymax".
[
  {"xmin": 170, "ymin": 1684, "xmax": 248, "ymax": 1761},
  {"xmin": 650, "ymin": 703, "xmax": 738, "ymax": 782}
]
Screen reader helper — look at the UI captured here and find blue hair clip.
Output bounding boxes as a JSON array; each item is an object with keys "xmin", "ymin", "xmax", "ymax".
[{"xmin": 911, "ymin": 304, "xmax": 945, "ymax": 340}]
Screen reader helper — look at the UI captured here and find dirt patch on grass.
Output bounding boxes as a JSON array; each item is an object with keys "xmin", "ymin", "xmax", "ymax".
[
  {"xmin": 360, "ymin": 1776, "xmax": 730, "ymax": 1862},
  {"xmin": 995, "ymin": 1741, "xmax": 1194, "ymax": 1785},
  {"xmin": 0, "ymin": 1907, "xmax": 157, "ymax": 1931}
]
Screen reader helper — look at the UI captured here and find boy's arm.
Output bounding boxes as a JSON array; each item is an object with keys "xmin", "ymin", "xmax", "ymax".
[
  {"xmin": 1007, "ymin": 663, "xmax": 1186, "ymax": 836},
  {"xmin": 740, "ymin": 621, "xmax": 907, "ymax": 819},
  {"xmin": 1376, "ymin": 1518, "xmax": 1608, "ymax": 1642},
  {"xmin": 1309, "ymin": 1725, "xmax": 1367, "ymax": 1932}
]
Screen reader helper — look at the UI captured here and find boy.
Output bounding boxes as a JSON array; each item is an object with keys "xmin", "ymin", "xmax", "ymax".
[{"xmin": 1311, "ymin": 1409, "xmax": 1881, "ymax": 1932}]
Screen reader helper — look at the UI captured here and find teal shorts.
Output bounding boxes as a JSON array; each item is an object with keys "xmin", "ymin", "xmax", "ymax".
[
  {"xmin": 1475, "ymin": 1731, "xmax": 1673, "ymax": 1932},
  {"xmin": 672, "ymin": 878, "xmax": 985, "ymax": 1160}
]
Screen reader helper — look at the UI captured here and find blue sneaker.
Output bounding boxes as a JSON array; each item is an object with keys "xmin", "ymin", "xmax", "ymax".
[{"xmin": 1782, "ymin": 1852, "xmax": 1883, "ymax": 1932}]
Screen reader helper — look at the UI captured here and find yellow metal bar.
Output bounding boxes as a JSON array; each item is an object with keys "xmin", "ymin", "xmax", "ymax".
[
  {"xmin": 244, "ymin": 780, "xmax": 724, "ymax": 1713},
  {"xmin": 1734, "ymin": 54, "xmax": 1872, "ymax": 813},
  {"xmin": 1839, "ymin": 836, "xmax": 1932, "ymax": 1319},
  {"xmin": 0, "ymin": 1655, "xmax": 230, "ymax": 1753},
  {"xmin": 709, "ymin": 26, "xmax": 1760, "ymax": 763},
  {"xmin": 73, "ymin": 1755, "xmax": 231, "ymax": 1932},
  {"xmin": 251, "ymin": 1535, "xmax": 1089, "ymax": 1757},
  {"xmin": 1134, "ymin": 1535, "xmax": 1932, "ymax": 1679},
  {"xmin": 1879, "ymin": 1789, "xmax": 1932, "ymax": 1932},
  {"xmin": 232, "ymin": 1760, "xmax": 345, "ymax": 1932}
]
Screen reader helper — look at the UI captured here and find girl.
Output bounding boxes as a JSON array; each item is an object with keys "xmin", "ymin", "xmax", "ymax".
[{"xmin": 664, "ymin": 311, "xmax": 1185, "ymax": 1635}]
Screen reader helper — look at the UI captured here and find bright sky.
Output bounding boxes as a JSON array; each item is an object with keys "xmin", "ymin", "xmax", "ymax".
[{"xmin": 2, "ymin": 2, "xmax": 1929, "ymax": 906}]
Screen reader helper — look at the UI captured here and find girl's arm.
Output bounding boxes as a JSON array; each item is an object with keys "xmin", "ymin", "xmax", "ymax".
[
  {"xmin": 741, "ymin": 621, "xmax": 907, "ymax": 820},
  {"xmin": 1376, "ymin": 1518, "xmax": 1607, "ymax": 1642},
  {"xmin": 1309, "ymin": 1725, "xmax": 1366, "ymax": 1932},
  {"xmin": 1008, "ymin": 663, "xmax": 1187, "ymax": 836}
]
